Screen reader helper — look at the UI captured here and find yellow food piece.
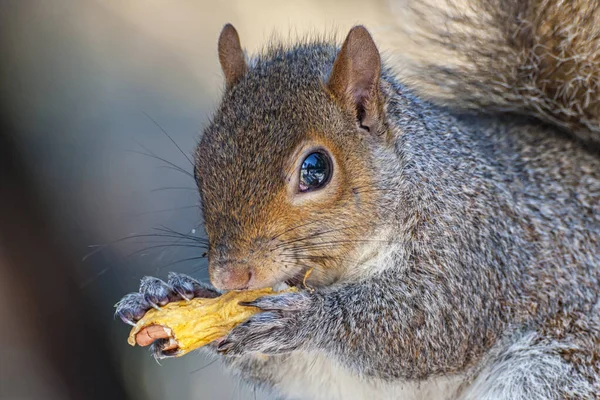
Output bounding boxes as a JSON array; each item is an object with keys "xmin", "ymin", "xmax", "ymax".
[{"xmin": 127, "ymin": 287, "xmax": 294, "ymax": 356}]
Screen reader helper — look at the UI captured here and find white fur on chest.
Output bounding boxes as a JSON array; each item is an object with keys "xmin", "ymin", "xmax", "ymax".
[{"xmin": 272, "ymin": 351, "xmax": 464, "ymax": 400}]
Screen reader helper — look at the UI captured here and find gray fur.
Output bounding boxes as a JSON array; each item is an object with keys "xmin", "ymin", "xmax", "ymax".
[
  {"xmin": 461, "ymin": 330, "xmax": 597, "ymax": 399},
  {"xmin": 387, "ymin": 0, "xmax": 600, "ymax": 146}
]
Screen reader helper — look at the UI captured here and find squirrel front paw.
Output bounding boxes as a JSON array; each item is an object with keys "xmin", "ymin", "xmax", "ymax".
[
  {"xmin": 217, "ymin": 291, "xmax": 316, "ymax": 356},
  {"xmin": 115, "ymin": 273, "xmax": 220, "ymax": 357},
  {"xmin": 115, "ymin": 273, "xmax": 219, "ymax": 325}
]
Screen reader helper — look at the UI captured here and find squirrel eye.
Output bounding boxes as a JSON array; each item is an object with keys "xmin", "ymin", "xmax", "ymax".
[{"xmin": 299, "ymin": 151, "xmax": 332, "ymax": 192}]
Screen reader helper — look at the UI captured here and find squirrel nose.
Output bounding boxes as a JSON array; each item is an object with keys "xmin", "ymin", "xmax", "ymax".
[{"xmin": 209, "ymin": 261, "xmax": 253, "ymax": 291}]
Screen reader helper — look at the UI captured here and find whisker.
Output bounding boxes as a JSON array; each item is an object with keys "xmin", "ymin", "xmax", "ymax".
[
  {"xmin": 156, "ymin": 165, "xmax": 196, "ymax": 177},
  {"xmin": 290, "ymin": 239, "xmax": 390, "ymax": 252},
  {"xmin": 129, "ymin": 144, "xmax": 194, "ymax": 179},
  {"xmin": 274, "ymin": 224, "xmax": 368, "ymax": 249},
  {"xmin": 278, "ymin": 218, "xmax": 399, "ymax": 249},
  {"xmin": 131, "ymin": 205, "xmax": 199, "ymax": 217},
  {"xmin": 94, "ymin": 240, "xmax": 200, "ymax": 246},
  {"xmin": 277, "ymin": 268, "xmax": 303, "ymax": 280},
  {"xmin": 155, "ymin": 224, "xmax": 203, "ymax": 235},
  {"xmin": 155, "ymin": 256, "xmax": 207, "ymax": 271},
  {"xmin": 282, "ymin": 253, "xmax": 347, "ymax": 267},
  {"xmin": 352, "ymin": 187, "xmax": 400, "ymax": 194},
  {"xmin": 142, "ymin": 111, "xmax": 195, "ymax": 167},
  {"xmin": 271, "ymin": 221, "xmax": 320, "ymax": 240},
  {"xmin": 79, "ymin": 267, "xmax": 110, "ymax": 289},
  {"xmin": 126, "ymin": 243, "xmax": 207, "ymax": 259},
  {"xmin": 271, "ymin": 220, "xmax": 320, "ymax": 241},
  {"xmin": 280, "ymin": 256, "xmax": 329, "ymax": 275},
  {"xmin": 154, "ymin": 225, "xmax": 208, "ymax": 244},
  {"xmin": 83, "ymin": 232, "xmax": 204, "ymax": 261},
  {"xmin": 150, "ymin": 186, "xmax": 198, "ymax": 193},
  {"xmin": 189, "ymin": 265, "xmax": 209, "ymax": 274},
  {"xmin": 283, "ymin": 254, "xmax": 335, "ymax": 260}
]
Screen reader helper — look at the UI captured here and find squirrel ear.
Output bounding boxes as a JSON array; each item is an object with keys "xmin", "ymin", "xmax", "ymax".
[
  {"xmin": 218, "ymin": 24, "xmax": 247, "ymax": 89},
  {"xmin": 327, "ymin": 26, "xmax": 382, "ymax": 134}
]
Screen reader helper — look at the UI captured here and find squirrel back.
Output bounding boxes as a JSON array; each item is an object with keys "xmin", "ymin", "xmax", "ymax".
[{"xmin": 387, "ymin": 0, "xmax": 600, "ymax": 146}]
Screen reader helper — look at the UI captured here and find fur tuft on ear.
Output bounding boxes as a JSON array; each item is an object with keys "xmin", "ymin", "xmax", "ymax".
[
  {"xmin": 218, "ymin": 24, "xmax": 247, "ymax": 89},
  {"xmin": 327, "ymin": 26, "xmax": 383, "ymax": 134}
]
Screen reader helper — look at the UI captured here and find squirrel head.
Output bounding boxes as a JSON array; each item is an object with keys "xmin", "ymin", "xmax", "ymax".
[{"xmin": 195, "ymin": 24, "xmax": 390, "ymax": 291}]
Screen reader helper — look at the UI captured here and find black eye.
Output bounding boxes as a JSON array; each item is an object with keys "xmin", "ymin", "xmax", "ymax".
[{"xmin": 299, "ymin": 151, "xmax": 332, "ymax": 192}]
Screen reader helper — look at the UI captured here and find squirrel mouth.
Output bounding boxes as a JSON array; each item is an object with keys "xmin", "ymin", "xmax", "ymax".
[{"xmin": 274, "ymin": 268, "xmax": 312, "ymax": 291}]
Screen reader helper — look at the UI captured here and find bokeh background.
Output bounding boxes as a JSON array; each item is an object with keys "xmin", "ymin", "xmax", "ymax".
[{"xmin": 0, "ymin": 1, "xmax": 396, "ymax": 399}]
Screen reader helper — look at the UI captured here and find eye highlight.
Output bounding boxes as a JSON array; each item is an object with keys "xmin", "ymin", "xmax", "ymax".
[{"xmin": 299, "ymin": 151, "xmax": 332, "ymax": 192}]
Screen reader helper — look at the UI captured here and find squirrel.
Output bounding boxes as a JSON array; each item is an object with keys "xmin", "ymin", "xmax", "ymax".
[{"xmin": 115, "ymin": 0, "xmax": 600, "ymax": 399}]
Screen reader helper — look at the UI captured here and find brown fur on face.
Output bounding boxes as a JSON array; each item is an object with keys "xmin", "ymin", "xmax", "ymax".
[{"xmin": 194, "ymin": 28, "xmax": 386, "ymax": 291}]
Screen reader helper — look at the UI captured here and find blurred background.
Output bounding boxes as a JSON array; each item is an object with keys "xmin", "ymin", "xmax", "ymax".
[{"xmin": 0, "ymin": 1, "xmax": 395, "ymax": 399}]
